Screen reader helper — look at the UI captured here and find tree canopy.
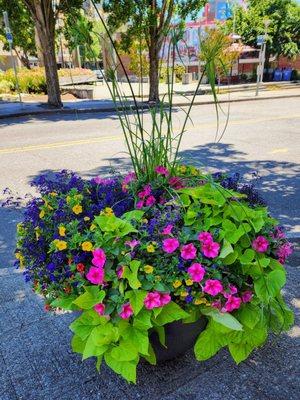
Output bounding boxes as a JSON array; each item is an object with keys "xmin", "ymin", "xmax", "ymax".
[{"xmin": 222, "ymin": 0, "xmax": 300, "ymax": 59}]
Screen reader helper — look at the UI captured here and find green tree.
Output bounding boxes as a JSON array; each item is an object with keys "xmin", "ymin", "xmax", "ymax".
[
  {"xmin": 0, "ymin": 0, "xmax": 36, "ymax": 68},
  {"xmin": 102, "ymin": 0, "xmax": 207, "ymax": 103},
  {"xmin": 222, "ymin": 0, "xmax": 300, "ymax": 64},
  {"xmin": 22, "ymin": 0, "xmax": 83, "ymax": 107}
]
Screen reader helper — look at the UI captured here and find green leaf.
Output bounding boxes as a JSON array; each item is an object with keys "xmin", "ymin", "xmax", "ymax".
[
  {"xmin": 122, "ymin": 210, "xmax": 144, "ymax": 221},
  {"xmin": 219, "ymin": 239, "xmax": 234, "ymax": 259},
  {"xmin": 126, "ymin": 290, "xmax": 147, "ymax": 314},
  {"xmin": 69, "ymin": 310, "xmax": 107, "ymax": 340},
  {"xmin": 94, "ymin": 215, "xmax": 137, "ymax": 237},
  {"xmin": 73, "ymin": 288, "xmax": 105, "ymax": 310},
  {"xmin": 153, "ymin": 326, "xmax": 166, "ymax": 347},
  {"xmin": 122, "ymin": 326, "xmax": 149, "ymax": 355},
  {"xmin": 154, "ymin": 302, "xmax": 189, "ymax": 325},
  {"xmin": 71, "ymin": 334, "xmax": 86, "ymax": 354},
  {"xmin": 236, "ymin": 304, "xmax": 261, "ymax": 329},
  {"xmin": 223, "ymin": 250, "xmax": 238, "ymax": 265},
  {"xmin": 201, "ymin": 307, "xmax": 243, "ymax": 331},
  {"xmin": 143, "ymin": 343, "xmax": 156, "ymax": 365},
  {"xmin": 254, "ymin": 269, "xmax": 286, "ymax": 303},
  {"xmin": 110, "ymin": 339, "xmax": 139, "ymax": 361},
  {"xmin": 82, "ymin": 334, "xmax": 109, "ymax": 360},
  {"xmin": 133, "ymin": 309, "xmax": 152, "ymax": 330},
  {"xmin": 239, "ymin": 249, "xmax": 255, "ymax": 264},
  {"xmin": 96, "ymin": 355, "xmax": 103, "ymax": 372},
  {"xmin": 194, "ymin": 329, "xmax": 223, "ymax": 361},
  {"xmin": 104, "ymin": 351, "xmax": 138, "ymax": 383},
  {"xmin": 123, "ymin": 260, "xmax": 141, "ymax": 289},
  {"xmin": 51, "ymin": 295, "xmax": 78, "ymax": 310},
  {"xmin": 90, "ymin": 324, "xmax": 119, "ymax": 346},
  {"xmin": 228, "ymin": 342, "xmax": 254, "ymax": 364}
]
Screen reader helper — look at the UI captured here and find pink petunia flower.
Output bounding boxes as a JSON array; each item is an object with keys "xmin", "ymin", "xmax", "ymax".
[
  {"xmin": 94, "ymin": 303, "xmax": 105, "ymax": 316},
  {"xmin": 271, "ymin": 226, "xmax": 285, "ymax": 240},
  {"xmin": 144, "ymin": 292, "xmax": 161, "ymax": 309},
  {"xmin": 136, "ymin": 200, "xmax": 144, "ymax": 209},
  {"xmin": 201, "ymin": 241, "xmax": 220, "ymax": 258},
  {"xmin": 92, "ymin": 248, "xmax": 106, "ymax": 268},
  {"xmin": 162, "ymin": 238, "xmax": 180, "ymax": 253},
  {"xmin": 211, "ymin": 299, "xmax": 222, "ymax": 310},
  {"xmin": 125, "ymin": 240, "xmax": 140, "ymax": 250},
  {"xmin": 119, "ymin": 303, "xmax": 133, "ymax": 319},
  {"xmin": 145, "ymin": 195, "xmax": 156, "ymax": 207},
  {"xmin": 169, "ymin": 176, "xmax": 185, "ymax": 189},
  {"xmin": 123, "ymin": 172, "xmax": 136, "ymax": 185},
  {"xmin": 86, "ymin": 266, "xmax": 105, "ymax": 285},
  {"xmin": 187, "ymin": 263, "xmax": 206, "ymax": 282},
  {"xmin": 138, "ymin": 184, "xmax": 152, "ymax": 199},
  {"xmin": 116, "ymin": 266, "xmax": 124, "ymax": 279},
  {"xmin": 241, "ymin": 291, "xmax": 253, "ymax": 303},
  {"xmin": 203, "ymin": 279, "xmax": 223, "ymax": 296},
  {"xmin": 181, "ymin": 243, "xmax": 197, "ymax": 260},
  {"xmin": 223, "ymin": 295, "xmax": 242, "ymax": 312},
  {"xmin": 276, "ymin": 243, "xmax": 293, "ymax": 264},
  {"xmin": 198, "ymin": 231, "xmax": 213, "ymax": 244},
  {"xmin": 158, "ymin": 292, "xmax": 171, "ymax": 306},
  {"xmin": 155, "ymin": 165, "xmax": 169, "ymax": 176},
  {"xmin": 252, "ymin": 236, "xmax": 269, "ymax": 253},
  {"xmin": 162, "ymin": 224, "xmax": 174, "ymax": 235}
]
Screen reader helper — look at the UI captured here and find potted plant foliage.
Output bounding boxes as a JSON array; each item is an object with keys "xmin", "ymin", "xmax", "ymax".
[{"xmin": 15, "ymin": 3, "xmax": 294, "ymax": 384}]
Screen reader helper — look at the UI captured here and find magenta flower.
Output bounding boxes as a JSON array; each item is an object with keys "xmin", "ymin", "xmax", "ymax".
[
  {"xmin": 92, "ymin": 248, "xmax": 106, "ymax": 268},
  {"xmin": 223, "ymin": 295, "xmax": 242, "ymax": 312},
  {"xmin": 138, "ymin": 184, "xmax": 152, "ymax": 199},
  {"xmin": 198, "ymin": 231, "xmax": 213, "ymax": 244},
  {"xmin": 162, "ymin": 238, "xmax": 180, "ymax": 253},
  {"xmin": 119, "ymin": 303, "xmax": 133, "ymax": 319},
  {"xmin": 252, "ymin": 236, "xmax": 269, "ymax": 253},
  {"xmin": 211, "ymin": 299, "xmax": 222, "ymax": 310},
  {"xmin": 181, "ymin": 243, "xmax": 197, "ymax": 260},
  {"xmin": 162, "ymin": 224, "xmax": 174, "ymax": 235},
  {"xmin": 86, "ymin": 266, "xmax": 104, "ymax": 285},
  {"xmin": 277, "ymin": 243, "xmax": 293, "ymax": 264},
  {"xmin": 116, "ymin": 266, "xmax": 124, "ymax": 279},
  {"xmin": 144, "ymin": 292, "xmax": 161, "ymax": 309},
  {"xmin": 158, "ymin": 292, "xmax": 171, "ymax": 306},
  {"xmin": 94, "ymin": 303, "xmax": 105, "ymax": 316},
  {"xmin": 145, "ymin": 195, "xmax": 156, "ymax": 207},
  {"xmin": 136, "ymin": 200, "xmax": 144, "ymax": 209},
  {"xmin": 201, "ymin": 241, "xmax": 220, "ymax": 258},
  {"xmin": 187, "ymin": 263, "xmax": 206, "ymax": 282},
  {"xmin": 169, "ymin": 176, "xmax": 184, "ymax": 189},
  {"xmin": 203, "ymin": 279, "xmax": 223, "ymax": 296},
  {"xmin": 241, "ymin": 291, "xmax": 253, "ymax": 303},
  {"xmin": 155, "ymin": 165, "xmax": 169, "ymax": 176},
  {"xmin": 123, "ymin": 172, "xmax": 136, "ymax": 185},
  {"xmin": 271, "ymin": 226, "xmax": 285, "ymax": 239},
  {"xmin": 125, "ymin": 239, "xmax": 140, "ymax": 250}
]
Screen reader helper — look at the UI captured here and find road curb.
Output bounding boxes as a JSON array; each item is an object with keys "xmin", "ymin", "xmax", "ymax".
[{"xmin": 0, "ymin": 93, "xmax": 300, "ymax": 120}]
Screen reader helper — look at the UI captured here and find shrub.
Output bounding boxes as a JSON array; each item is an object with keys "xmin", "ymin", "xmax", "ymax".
[{"xmin": 0, "ymin": 79, "xmax": 13, "ymax": 94}]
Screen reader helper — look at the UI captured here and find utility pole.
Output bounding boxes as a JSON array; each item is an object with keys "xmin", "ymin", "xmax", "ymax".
[
  {"xmin": 2, "ymin": 11, "xmax": 22, "ymax": 104},
  {"xmin": 255, "ymin": 19, "xmax": 270, "ymax": 96}
]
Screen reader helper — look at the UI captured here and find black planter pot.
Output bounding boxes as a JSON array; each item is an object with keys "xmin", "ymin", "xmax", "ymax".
[{"xmin": 150, "ymin": 317, "xmax": 207, "ymax": 363}]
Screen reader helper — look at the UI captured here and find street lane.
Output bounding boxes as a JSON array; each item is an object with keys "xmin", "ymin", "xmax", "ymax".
[{"xmin": 0, "ymin": 97, "xmax": 299, "ymax": 233}]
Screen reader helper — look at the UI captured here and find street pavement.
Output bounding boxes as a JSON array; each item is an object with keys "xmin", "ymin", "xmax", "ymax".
[{"xmin": 0, "ymin": 96, "xmax": 299, "ymax": 399}]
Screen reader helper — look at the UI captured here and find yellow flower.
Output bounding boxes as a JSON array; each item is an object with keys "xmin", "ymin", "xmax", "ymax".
[
  {"xmin": 72, "ymin": 204, "xmax": 83, "ymax": 215},
  {"xmin": 84, "ymin": 216, "xmax": 90, "ymax": 222},
  {"xmin": 155, "ymin": 275, "xmax": 161, "ymax": 281},
  {"xmin": 185, "ymin": 279, "xmax": 194, "ymax": 286},
  {"xmin": 180, "ymin": 291, "xmax": 188, "ymax": 298},
  {"xmin": 194, "ymin": 298, "xmax": 209, "ymax": 305},
  {"xmin": 59, "ymin": 226, "xmax": 66, "ymax": 237},
  {"xmin": 142, "ymin": 218, "xmax": 148, "ymax": 224},
  {"xmin": 55, "ymin": 240, "xmax": 67, "ymax": 251},
  {"xmin": 144, "ymin": 265, "xmax": 154, "ymax": 274},
  {"xmin": 90, "ymin": 223, "xmax": 96, "ymax": 231},
  {"xmin": 35, "ymin": 230, "xmax": 40, "ymax": 240},
  {"xmin": 66, "ymin": 195, "xmax": 71, "ymax": 204},
  {"xmin": 147, "ymin": 244, "xmax": 155, "ymax": 253},
  {"xmin": 103, "ymin": 207, "xmax": 114, "ymax": 216},
  {"xmin": 39, "ymin": 210, "xmax": 45, "ymax": 219},
  {"xmin": 179, "ymin": 165, "xmax": 187, "ymax": 173},
  {"xmin": 191, "ymin": 167, "xmax": 199, "ymax": 176},
  {"xmin": 173, "ymin": 280, "xmax": 182, "ymax": 288},
  {"xmin": 82, "ymin": 241, "xmax": 93, "ymax": 251},
  {"xmin": 49, "ymin": 192, "xmax": 57, "ymax": 196},
  {"xmin": 15, "ymin": 252, "xmax": 22, "ymax": 260}
]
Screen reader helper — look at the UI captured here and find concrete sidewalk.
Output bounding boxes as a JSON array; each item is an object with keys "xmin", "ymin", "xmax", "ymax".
[
  {"xmin": 1, "ymin": 85, "xmax": 300, "ymax": 120},
  {"xmin": 0, "ymin": 206, "xmax": 299, "ymax": 400}
]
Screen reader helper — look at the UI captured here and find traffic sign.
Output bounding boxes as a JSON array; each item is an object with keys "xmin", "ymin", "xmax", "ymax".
[
  {"xmin": 6, "ymin": 32, "xmax": 13, "ymax": 43},
  {"xmin": 257, "ymin": 35, "xmax": 264, "ymax": 46}
]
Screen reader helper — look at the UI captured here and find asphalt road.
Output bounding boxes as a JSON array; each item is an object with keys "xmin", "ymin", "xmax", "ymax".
[
  {"xmin": 0, "ymin": 97, "xmax": 299, "ymax": 400},
  {"xmin": 0, "ymin": 96, "xmax": 299, "ymax": 234}
]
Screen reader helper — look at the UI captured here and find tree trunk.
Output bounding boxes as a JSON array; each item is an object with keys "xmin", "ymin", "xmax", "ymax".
[
  {"xmin": 35, "ymin": 26, "xmax": 44, "ymax": 67},
  {"xmin": 148, "ymin": 36, "xmax": 160, "ymax": 103},
  {"xmin": 25, "ymin": 1, "xmax": 62, "ymax": 108}
]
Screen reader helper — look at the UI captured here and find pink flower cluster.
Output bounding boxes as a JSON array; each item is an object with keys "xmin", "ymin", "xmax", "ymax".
[
  {"xmin": 252, "ymin": 236, "xmax": 269, "ymax": 253},
  {"xmin": 187, "ymin": 263, "xmax": 206, "ymax": 282},
  {"xmin": 155, "ymin": 165, "xmax": 169, "ymax": 176},
  {"xmin": 169, "ymin": 176, "xmax": 185, "ymax": 190},
  {"xmin": 119, "ymin": 303, "xmax": 133, "ymax": 319},
  {"xmin": 136, "ymin": 184, "xmax": 156, "ymax": 209},
  {"xmin": 86, "ymin": 248, "xmax": 106, "ymax": 285},
  {"xmin": 122, "ymin": 172, "xmax": 136, "ymax": 192},
  {"xmin": 198, "ymin": 231, "xmax": 220, "ymax": 258},
  {"xmin": 144, "ymin": 292, "xmax": 171, "ymax": 310},
  {"xmin": 277, "ymin": 242, "xmax": 293, "ymax": 264}
]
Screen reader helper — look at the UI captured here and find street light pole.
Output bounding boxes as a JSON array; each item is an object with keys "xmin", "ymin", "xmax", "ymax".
[
  {"xmin": 2, "ymin": 11, "xmax": 22, "ymax": 104},
  {"xmin": 255, "ymin": 19, "xmax": 270, "ymax": 96}
]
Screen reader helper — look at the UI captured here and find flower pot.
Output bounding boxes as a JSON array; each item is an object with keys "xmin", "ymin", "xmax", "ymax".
[{"xmin": 150, "ymin": 317, "xmax": 207, "ymax": 363}]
